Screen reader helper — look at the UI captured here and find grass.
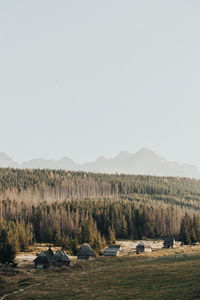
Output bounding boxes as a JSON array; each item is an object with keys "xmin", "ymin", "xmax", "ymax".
[{"xmin": 1, "ymin": 252, "xmax": 200, "ymax": 300}]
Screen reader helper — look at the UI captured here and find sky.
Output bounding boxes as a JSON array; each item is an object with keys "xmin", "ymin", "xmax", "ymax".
[{"xmin": 0, "ymin": 0, "xmax": 200, "ymax": 167}]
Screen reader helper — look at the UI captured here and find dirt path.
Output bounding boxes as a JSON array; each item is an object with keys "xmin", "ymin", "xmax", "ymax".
[{"xmin": 0, "ymin": 280, "xmax": 47, "ymax": 300}]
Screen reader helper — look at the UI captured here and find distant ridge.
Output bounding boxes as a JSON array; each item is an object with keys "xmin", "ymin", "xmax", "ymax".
[
  {"xmin": 0, "ymin": 152, "xmax": 19, "ymax": 168},
  {"xmin": 0, "ymin": 148, "xmax": 199, "ymax": 179}
]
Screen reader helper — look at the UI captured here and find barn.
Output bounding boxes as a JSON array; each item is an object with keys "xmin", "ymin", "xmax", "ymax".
[
  {"xmin": 136, "ymin": 242, "xmax": 152, "ymax": 254},
  {"xmin": 103, "ymin": 245, "xmax": 121, "ymax": 257},
  {"xmin": 54, "ymin": 250, "xmax": 71, "ymax": 267},
  {"xmin": 34, "ymin": 249, "xmax": 56, "ymax": 269},
  {"xmin": 163, "ymin": 237, "xmax": 175, "ymax": 249},
  {"xmin": 77, "ymin": 243, "xmax": 96, "ymax": 260}
]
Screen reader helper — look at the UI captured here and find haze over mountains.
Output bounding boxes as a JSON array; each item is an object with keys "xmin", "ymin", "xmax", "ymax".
[{"xmin": 0, "ymin": 148, "xmax": 199, "ymax": 179}]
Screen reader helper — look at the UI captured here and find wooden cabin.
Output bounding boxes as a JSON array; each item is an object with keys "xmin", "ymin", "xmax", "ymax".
[
  {"xmin": 34, "ymin": 248, "xmax": 56, "ymax": 269},
  {"xmin": 136, "ymin": 242, "xmax": 152, "ymax": 254},
  {"xmin": 54, "ymin": 250, "xmax": 71, "ymax": 267},
  {"xmin": 163, "ymin": 237, "xmax": 175, "ymax": 249},
  {"xmin": 103, "ymin": 245, "xmax": 121, "ymax": 257},
  {"xmin": 77, "ymin": 243, "xmax": 96, "ymax": 260}
]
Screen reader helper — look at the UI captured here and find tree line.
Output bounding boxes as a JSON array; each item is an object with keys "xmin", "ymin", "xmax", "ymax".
[
  {"xmin": 1, "ymin": 168, "xmax": 200, "ymax": 264},
  {"xmin": 1, "ymin": 198, "xmax": 200, "ymax": 260},
  {"xmin": 1, "ymin": 168, "xmax": 200, "ymax": 206}
]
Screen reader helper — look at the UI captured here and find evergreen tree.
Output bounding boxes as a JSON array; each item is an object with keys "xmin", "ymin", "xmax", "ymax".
[
  {"xmin": 61, "ymin": 236, "xmax": 72, "ymax": 251},
  {"xmin": 193, "ymin": 216, "xmax": 200, "ymax": 241},
  {"xmin": 190, "ymin": 227, "xmax": 196, "ymax": 244},
  {"xmin": 107, "ymin": 227, "xmax": 116, "ymax": 244},
  {"xmin": 71, "ymin": 238, "xmax": 79, "ymax": 255},
  {"xmin": 101, "ymin": 235, "xmax": 107, "ymax": 249},
  {"xmin": 180, "ymin": 217, "xmax": 191, "ymax": 245},
  {"xmin": 93, "ymin": 232, "xmax": 103, "ymax": 253},
  {"xmin": 0, "ymin": 227, "xmax": 16, "ymax": 265},
  {"xmin": 81, "ymin": 219, "xmax": 96, "ymax": 245},
  {"xmin": 120, "ymin": 216, "xmax": 128, "ymax": 239},
  {"xmin": 183, "ymin": 226, "xmax": 191, "ymax": 245},
  {"xmin": 54, "ymin": 225, "xmax": 61, "ymax": 246}
]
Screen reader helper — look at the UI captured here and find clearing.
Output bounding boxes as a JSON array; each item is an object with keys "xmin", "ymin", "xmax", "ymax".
[{"xmin": 0, "ymin": 243, "xmax": 200, "ymax": 299}]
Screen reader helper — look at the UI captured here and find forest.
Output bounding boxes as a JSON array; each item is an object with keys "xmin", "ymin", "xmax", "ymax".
[{"xmin": 0, "ymin": 168, "xmax": 200, "ymax": 259}]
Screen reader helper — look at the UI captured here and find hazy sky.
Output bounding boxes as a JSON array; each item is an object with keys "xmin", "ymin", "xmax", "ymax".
[{"xmin": 0, "ymin": 0, "xmax": 200, "ymax": 167}]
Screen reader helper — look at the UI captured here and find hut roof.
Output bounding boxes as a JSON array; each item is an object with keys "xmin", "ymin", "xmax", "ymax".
[
  {"xmin": 77, "ymin": 243, "xmax": 96, "ymax": 257},
  {"xmin": 164, "ymin": 237, "xmax": 175, "ymax": 243},
  {"xmin": 104, "ymin": 248, "xmax": 119, "ymax": 255},
  {"xmin": 107, "ymin": 245, "xmax": 121, "ymax": 249},
  {"xmin": 136, "ymin": 241, "xmax": 152, "ymax": 249},
  {"xmin": 54, "ymin": 250, "xmax": 71, "ymax": 262},
  {"xmin": 164, "ymin": 238, "xmax": 175, "ymax": 245},
  {"xmin": 104, "ymin": 244, "xmax": 121, "ymax": 254},
  {"xmin": 34, "ymin": 250, "xmax": 56, "ymax": 264}
]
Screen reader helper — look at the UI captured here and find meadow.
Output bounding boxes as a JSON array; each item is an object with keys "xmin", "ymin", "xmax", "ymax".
[{"xmin": 1, "ymin": 246, "xmax": 200, "ymax": 300}]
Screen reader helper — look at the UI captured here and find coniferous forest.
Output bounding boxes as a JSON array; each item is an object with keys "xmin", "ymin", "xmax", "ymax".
[{"xmin": 0, "ymin": 168, "xmax": 200, "ymax": 257}]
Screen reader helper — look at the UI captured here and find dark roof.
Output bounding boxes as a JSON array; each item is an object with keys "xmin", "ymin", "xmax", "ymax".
[
  {"xmin": 77, "ymin": 243, "xmax": 96, "ymax": 257},
  {"xmin": 103, "ymin": 244, "xmax": 121, "ymax": 255},
  {"xmin": 164, "ymin": 237, "xmax": 175, "ymax": 242},
  {"xmin": 54, "ymin": 250, "xmax": 71, "ymax": 262},
  {"xmin": 107, "ymin": 245, "xmax": 121, "ymax": 249},
  {"xmin": 164, "ymin": 238, "xmax": 175, "ymax": 244},
  {"xmin": 104, "ymin": 248, "xmax": 120, "ymax": 255},
  {"xmin": 34, "ymin": 250, "xmax": 56, "ymax": 264},
  {"xmin": 136, "ymin": 241, "xmax": 152, "ymax": 249}
]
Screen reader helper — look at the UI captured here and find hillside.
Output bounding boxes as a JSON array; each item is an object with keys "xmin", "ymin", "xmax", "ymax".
[
  {"xmin": 0, "ymin": 168, "xmax": 200, "ymax": 253},
  {"xmin": 1, "ymin": 254, "xmax": 200, "ymax": 300},
  {"xmin": 1, "ymin": 168, "xmax": 200, "ymax": 208}
]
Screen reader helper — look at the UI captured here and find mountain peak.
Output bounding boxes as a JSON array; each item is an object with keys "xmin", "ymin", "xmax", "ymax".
[
  {"xmin": 0, "ymin": 152, "xmax": 18, "ymax": 168},
  {"xmin": 116, "ymin": 151, "xmax": 131, "ymax": 159},
  {"xmin": 136, "ymin": 147, "xmax": 157, "ymax": 156},
  {"xmin": 0, "ymin": 150, "xmax": 199, "ymax": 178}
]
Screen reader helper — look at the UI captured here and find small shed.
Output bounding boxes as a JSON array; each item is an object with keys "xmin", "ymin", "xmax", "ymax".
[
  {"xmin": 103, "ymin": 245, "xmax": 121, "ymax": 257},
  {"xmin": 163, "ymin": 238, "xmax": 175, "ymax": 249},
  {"xmin": 136, "ymin": 242, "xmax": 152, "ymax": 254},
  {"xmin": 77, "ymin": 243, "xmax": 96, "ymax": 260},
  {"xmin": 54, "ymin": 250, "xmax": 71, "ymax": 267},
  {"xmin": 34, "ymin": 249, "xmax": 56, "ymax": 269}
]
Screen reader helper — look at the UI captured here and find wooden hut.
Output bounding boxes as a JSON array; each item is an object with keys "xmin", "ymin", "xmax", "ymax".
[
  {"xmin": 54, "ymin": 250, "xmax": 71, "ymax": 267},
  {"xmin": 34, "ymin": 248, "xmax": 56, "ymax": 269},
  {"xmin": 136, "ymin": 242, "xmax": 152, "ymax": 254},
  {"xmin": 77, "ymin": 243, "xmax": 96, "ymax": 260},
  {"xmin": 163, "ymin": 237, "xmax": 175, "ymax": 249},
  {"xmin": 103, "ymin": 245, "xmax": 121, "ymax": 257}
]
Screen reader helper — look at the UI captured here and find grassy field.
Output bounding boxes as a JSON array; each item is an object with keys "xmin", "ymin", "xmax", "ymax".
[{"xmin": 1, "ymin": 250, "xmax": 200, "ymax": 300}]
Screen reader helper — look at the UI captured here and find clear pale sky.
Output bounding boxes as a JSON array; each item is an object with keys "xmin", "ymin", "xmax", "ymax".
[{"xmin": 0, "ymin": 1, "xmax": 200, "ymax": 167}]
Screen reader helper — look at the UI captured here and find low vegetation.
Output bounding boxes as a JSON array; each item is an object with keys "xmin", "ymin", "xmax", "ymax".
[{"xmin": 1, "ymin": 248, "xmax": 200, "ymax": 300}]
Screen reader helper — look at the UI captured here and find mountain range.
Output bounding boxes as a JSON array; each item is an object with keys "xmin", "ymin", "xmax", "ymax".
[{"xmin": 0, "ymin": 148, "xmax": 199, "ymax": 178}]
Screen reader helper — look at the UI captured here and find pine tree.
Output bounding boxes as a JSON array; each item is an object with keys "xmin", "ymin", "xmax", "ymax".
[
  {"xmin": 193, "ymin": 216, "xmax": 200, "ymax": 241},
  {"xmin": 107, "ymin": 227, "xmax": 116, "ymax": 244},
  {"xmin": 101, "ymin": 235, "xmax": 107, "ymax": 249},
  {"xmin": 120, "ymin": 216, "xmax": 128, "ymax": 239},
  {"xmin": 184, "ymin": 227, "xmax": 191, "ymax": 245},
  {"xmin": 179, "ymin": 214, "xmax": 192, "ymax": 245},
  {"xmin": 18, "ymin": 222, "xmax": 29, "ymax": 251},
  {"xmin": 54, "ymin": 225, "xmax": 61, "ymax": 246},
  {"xmin": 81, "ymin": 219, "xmax": 96, "ymax": 245},
  {"xmin": 190, "ymin": 227, "xmax": 196, "ymax": 244},
  {"xmin": 71, "ymin": 238, "xmax": 79, "ymax": 255},
  {"xmin": 93, "ymin": 232, "xmax": 102, "ymax": 253},
  {"xmin": 61, "ymin": 236, "xmax": 71, "ymax": 251},
  {"xmin": 0, "ymin": 227, "xmax": 16, "ymax": 265}
]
